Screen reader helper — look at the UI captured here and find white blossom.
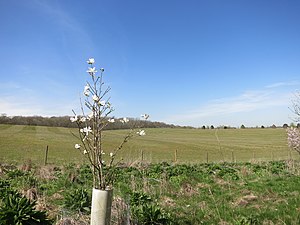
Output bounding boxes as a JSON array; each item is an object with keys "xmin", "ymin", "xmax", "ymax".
[
  {"xmin": 287, "ymin": 127, "xmax": 300, "ymax": 154},
  {"xmin": 83, "ymin": 150, "xmax": 88, "ymax": 154},
  {"xmin": 141, "ymin": 114, "xmax": 150, "ymax": 120},
  {"xmin": 80, "ymin": 126, "xmax": 92, "ymax": 135},
  {"xmin": 80, "ymin": 117, "xmax": 87, "ymax": 123},
  {"xmin": 87, "ymin": 67, "xmax": 97, "ymax": 76},
  {"xmin": 108, "ymin": 118, "xmax": 115, "ymax": 123},
  {"xmin": 109, "ymin": 152, "xmax": 114, "ymax": 157},
  {"xmin": 99, "ymin": 100, "xmax": 106, "ymax": 106},
  {"xmin": 87, "ymin": 112, "xmax": 94, "ymax": 120},
  {"xmin": 120, "ymin": 117, "xmax": 129, "ymax": 123},
  {"xmin": 137, "ymin": 129, "xmax": 146, "ymax": 136},
  {"xmin": 92, "ymin": 94, "xmax": 100, "ymax": 103},
  {"xmin": 70, "ymin": 115, "xmax": 78, "ymax": 122},
  {"xmin": 84, "ymin": 84, "xmax": 90, "ymax": 92},
  {"xmin": 84, "ymin": 85, "xmax": 90, "ymax": 96},
  {"xmin": 87, "ymin": 58, "xmax": 95, "ymax": 64},
  {"xmin": 75, "ymin": 144, "xmax": 81, "ymax": 149}
]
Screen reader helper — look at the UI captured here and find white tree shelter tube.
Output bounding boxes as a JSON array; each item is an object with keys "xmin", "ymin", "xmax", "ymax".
[{"xmin": 90, "ymin": 188, "xmax": 113, "ymax": 225}]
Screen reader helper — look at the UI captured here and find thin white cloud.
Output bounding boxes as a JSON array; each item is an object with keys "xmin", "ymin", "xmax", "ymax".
[
  {"xmin": 0, "ymin": 96, "xmax": 40, "ymax": 116},
  {"xmin": 0, "ymin": 81, "xmax": 77, "ymax": 117},
  {"xmin": 0, "ymin": 94, "xmax": 77, "ymax": 117},
  {"xmin": 0, "ymin": 82, "xmax": 34, "ymax": 95},
  {"xmin": 165, "ymin": 81, "xmax": 299, "ymax": 127},
  {"xmin": 265, "ymin": 81, "xmax": 300, "ymax": 88}
]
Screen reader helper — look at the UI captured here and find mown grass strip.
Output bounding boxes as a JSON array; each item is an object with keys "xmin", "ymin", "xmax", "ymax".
[{"xmin": 0, "ymin": 125, "xmax": 299, "ymax": 165}]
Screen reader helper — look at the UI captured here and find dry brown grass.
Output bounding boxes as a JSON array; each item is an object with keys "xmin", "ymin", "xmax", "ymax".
[
  {"xmin": 55, "ymin": 217, "xmax": 89, "ymax": 225},
  {"xmin": 111, "ymin": 196, "xmax": 130, "ymax": 225}
]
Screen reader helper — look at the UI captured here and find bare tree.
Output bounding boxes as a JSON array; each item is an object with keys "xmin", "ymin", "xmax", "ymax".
[{"xmin": 291, "ymin": 92, "xmax": 300, "ymax": 122}]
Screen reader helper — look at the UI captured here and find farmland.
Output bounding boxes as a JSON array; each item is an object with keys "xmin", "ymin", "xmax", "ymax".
[
  {"xmin": 1, "ymin": 124, "xmax": 300, "ymax": 224},
  {"xmin": 0, "ymin": 124, "xmax": 299, "ymax": 164}
]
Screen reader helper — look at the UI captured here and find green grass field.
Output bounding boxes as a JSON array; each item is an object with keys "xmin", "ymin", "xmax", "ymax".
[
  {"xmin": 0, "ymin": 124, "xmax": 299, "ymax": 165},
  {"xmin": 1, "ymin": 124, "xmax": 300, "ymax": 224}
]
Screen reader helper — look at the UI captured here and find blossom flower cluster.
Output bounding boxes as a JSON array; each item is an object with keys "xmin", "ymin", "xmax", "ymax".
[
  {"xmin": 70, "ymin": 114, "xmax": 148, "ymax": 151},
  {"xmin": 141, "ymin": 114, "xmax": 150, "ymax": 120},
  {"xmin": 287, "ymin": 127, "xmax": 300, "ymax": 154},
  {"xmin": 137, "ymin": 129, "xmax": 146, "ymax": 136},
  {"xmin": 70, "ymin": 115, "xmax": 131, "ymax": 125},
  {"xmin": 70, "ymin": 57, "xmax": 149, "ymax": 189}
]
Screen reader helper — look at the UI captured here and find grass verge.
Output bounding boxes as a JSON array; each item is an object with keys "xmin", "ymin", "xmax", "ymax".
[{"xmin": 0, "ymin": 160, "xmax": 299, "ymax": 224}]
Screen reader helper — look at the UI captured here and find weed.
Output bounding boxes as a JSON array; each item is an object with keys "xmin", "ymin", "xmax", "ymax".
[
  {"xmin": 0, "ymin": 190, "xmax": 52, "ymax": 225},
  {"xmin": 129, "ymin": 191, "xmax": 172, "ymax": 225},
  {"xmin": 1, "ymin": 160, "xmax": 300, "ymax": 224},
  {"xmin": 63, "ymin": 187, "xmax": 91, "ymax": 213},
  {"xmin": 235, "ymin": 214, "xmax": 260, "ymax": 225}
]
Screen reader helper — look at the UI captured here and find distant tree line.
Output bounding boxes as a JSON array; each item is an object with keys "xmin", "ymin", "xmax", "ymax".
[
  {"xmin": 199, "ymin": 123, "xmax": 300, "ymax": 129},
  {"xmin": 0, "ymin": 114, "xmax": 183, "ymax": 130},
  {"xmin": 2, "ymin": 114, "xmax": 296, "ymax": 130}
]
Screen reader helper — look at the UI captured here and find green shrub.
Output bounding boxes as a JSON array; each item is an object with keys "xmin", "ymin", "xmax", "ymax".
[
  {"xmin": 169, "ymin": 174, "xmax": 188, "ymax": 188},
  {"xmin": 6, "ymin": 168, "xmax": 25, "ymax": 179},
  {"xmin": 235, "ymin": 214, "xmax": 260, "ymax": 225},
  {"xmin": 267, "ymin": 161, "xmax": 287, "ymax": 175},
  {"xmin": 0, "ymin": 179, "xmax": 11, "ymax": 199},
  {"xmin": 4, "ymin": 168, "xmax": 39, "ymax": 192},
  {"xmin": 130, "ymin": 191, "xmax": 152, "ymax": 206},
  {"xmin": 77, "ymin": 164, "xmax": 93, "ymax": 185},
  {"xmin": 0, "ymin": 191, "xmax": 52, "ymax": 225},
  {"xmin": 132, "ymin": 204, "xmax": 172, "ymax": 225},
  {"xmin": 205, "ymin": 163, "xmax": 240, "ymax": 180},
  {"xmin": 130, "ymin": 191, "xmax": 172, "ymax": 225},
  {"xmin": 63, "ymin": 187, "xmax": 91, "ymax": 213},
  {"xmin": 166, "ymin": 164, "xmax": 196, "ymax": 177}
]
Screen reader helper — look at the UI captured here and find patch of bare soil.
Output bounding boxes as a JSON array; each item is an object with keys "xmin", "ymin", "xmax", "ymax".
[
  {"xmin": 161, "ymin": 196, "xmax": 176, "ymax": 207},
  {"xmin": 180, "ymin": 183, "xmax": 199, "ymax": 196},
  {"xmin": 234, "ymin": 193, "xmax": 258, "ymax": 207}
]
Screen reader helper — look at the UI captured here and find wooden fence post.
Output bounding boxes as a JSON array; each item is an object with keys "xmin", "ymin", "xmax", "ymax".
[
  {"xmin": 206, "ymin": 152, "xmax": 209, "ymax": 163},
  {"xmin": 44, "ymin": 145, "xmax": 49, "ymax": 166},
  {"xmin": 174, "ymin": 149, "xmax": 177, "ymax": 163}
]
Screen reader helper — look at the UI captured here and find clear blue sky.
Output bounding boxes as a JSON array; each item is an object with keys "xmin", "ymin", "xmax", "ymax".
[{"xmin": 1, "ymin": 0, "xmax": 300, "ymax": 127}]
